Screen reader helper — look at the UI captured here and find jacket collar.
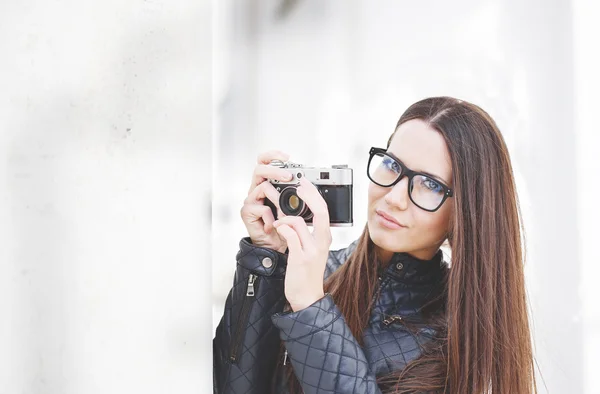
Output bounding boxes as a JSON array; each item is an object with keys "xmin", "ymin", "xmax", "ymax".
[{"xmin": 383, "ymin": 249, "xmax": 447, "ymax": 285}]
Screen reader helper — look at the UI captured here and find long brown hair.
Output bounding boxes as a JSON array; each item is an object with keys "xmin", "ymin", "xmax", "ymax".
[{"xmin": 274, "ymin": 97, "xmax": 537, "ymax": 393}]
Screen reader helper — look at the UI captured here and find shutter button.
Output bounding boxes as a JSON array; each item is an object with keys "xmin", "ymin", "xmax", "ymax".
[
  {"xmin": 396, "ymin": 262, "xmax": 404, "ymax": 270},
  {"xmin": 262, "ymin": 257, "xmax": 273, "ymax": 268}
]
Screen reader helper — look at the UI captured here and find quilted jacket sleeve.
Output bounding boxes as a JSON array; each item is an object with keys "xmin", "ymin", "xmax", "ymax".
[
  {"xmin": 213, "ymin": 237, "xmax": 288, "ymax": 394},
  {"xmin": 271, "ymin": 294, "xmax": 383, "ymax": 394}
]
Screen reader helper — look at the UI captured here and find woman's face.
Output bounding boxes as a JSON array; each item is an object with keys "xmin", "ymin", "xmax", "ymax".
[{"xmin": 367, "ymin": 119, "xmax": 454, "ymax": 262}]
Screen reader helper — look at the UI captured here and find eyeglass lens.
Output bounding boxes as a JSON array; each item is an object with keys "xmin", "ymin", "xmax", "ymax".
[{"xmin": 368, "ymin": 153, "xmax": 445, "ymax": 211}]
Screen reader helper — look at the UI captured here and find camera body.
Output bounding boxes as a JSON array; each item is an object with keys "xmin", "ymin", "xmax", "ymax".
[{"xmin": 265, "ymin": 160, "xmax": 353, "ymax": 227}]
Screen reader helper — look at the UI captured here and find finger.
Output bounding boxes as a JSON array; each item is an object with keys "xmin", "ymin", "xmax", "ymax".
[
  {"xmin": 257, "ymin": 150, "xmax": 290, "ymax": 165},
  {"xmin": 241, "ymin": 204, "xmax": 277, "ymax": 233},
  {"xmin": 249, "ymin": 164, "xmax": 293, "ymax": 194},
  {"xmin": 273, "ymin": 216, "xmax": 312, "ymax": 248},
  {"xmin": 245, "ymin": 181, "xmax": 286, "ymax": 220},
  {"xmin": 296, "ymin": 177, "xmax": 332, "ymax": 247},
  {"xmin": 275, "ymin": 224, "xmax": 302, "ymax": 255},
  {"xmin": 246, "ymin": 181, "xmax": 281, "ymax": 207}
]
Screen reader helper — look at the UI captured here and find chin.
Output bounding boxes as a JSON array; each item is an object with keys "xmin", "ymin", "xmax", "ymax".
[{"xmin": 367, "ymin": 220, "xmax": 407, "ymax": 253}]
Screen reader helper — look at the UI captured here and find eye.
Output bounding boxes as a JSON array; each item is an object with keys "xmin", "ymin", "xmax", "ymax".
[
  {"xmin": 422, "ymin": 177, "xmax": 443, "ymax": 193},
  {"xmin": 382, "ymin": 156, "xmax": 401, "ymax": 174}
]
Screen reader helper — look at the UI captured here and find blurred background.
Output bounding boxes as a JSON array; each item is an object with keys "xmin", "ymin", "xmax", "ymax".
[
  {"xmin": 1, "ymin": 0, "xmax": 212, "ymax": 393},
  {"xmin": 212, "ymin": 1, "xmax": 600, "ymax": 393}
]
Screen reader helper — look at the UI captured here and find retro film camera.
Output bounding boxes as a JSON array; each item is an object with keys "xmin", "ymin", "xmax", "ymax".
[{"xmin": 265, "ymin": 160, "xmax": 353, "ymax": 227}]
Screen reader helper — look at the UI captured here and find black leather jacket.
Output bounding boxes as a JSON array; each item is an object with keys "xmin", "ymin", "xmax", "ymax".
[{"xmin": 213, "ymin": 237, "xmax": 448, "ymax": 394}]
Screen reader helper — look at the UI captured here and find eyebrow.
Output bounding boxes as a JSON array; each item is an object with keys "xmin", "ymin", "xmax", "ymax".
[{"xmin": 386, "ymin": 150, "xmax": 451, "ymax": 186}]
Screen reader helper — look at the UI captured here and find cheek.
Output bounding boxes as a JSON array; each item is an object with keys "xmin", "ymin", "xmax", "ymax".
[
  {"xmin": 367, "ymin": 182, "xmax": 384, "ymax": 207},
  {"xmin": 413, "ymin": 206, "xmax": 451, "ymax": 237}
]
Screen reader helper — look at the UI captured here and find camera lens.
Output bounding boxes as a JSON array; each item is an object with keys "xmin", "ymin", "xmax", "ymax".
[
  {"xmin": 279, "ymin": 186, "xmax": 313, "ymax": 220},
  {"xmin": 288, "ymin": 194, "xmax": 300, "ymax": 210}
]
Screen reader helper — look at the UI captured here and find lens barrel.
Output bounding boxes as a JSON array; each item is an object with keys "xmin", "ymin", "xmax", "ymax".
[{"xmin": 279, "ymin": 186, "xmax": 313, "ymax": 220}]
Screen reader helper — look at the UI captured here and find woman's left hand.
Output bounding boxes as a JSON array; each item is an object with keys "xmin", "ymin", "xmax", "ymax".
[{"xmin": 273, "ymin": 177, "xmax": 333, "ymax": 312}]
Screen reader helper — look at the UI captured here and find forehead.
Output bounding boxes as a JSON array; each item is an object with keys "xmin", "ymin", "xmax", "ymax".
[{"xmin": 388, "ymin": 119, "xmax": 452, "ymax": 185}]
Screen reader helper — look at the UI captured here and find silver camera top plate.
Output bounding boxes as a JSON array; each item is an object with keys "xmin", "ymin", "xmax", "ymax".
[{"xmin": 268, "ymin": 160, "xmax": 352, "ymax": 186}]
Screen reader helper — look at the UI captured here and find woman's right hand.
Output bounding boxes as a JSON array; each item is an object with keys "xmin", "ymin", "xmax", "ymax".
[{"xmin": 240, "ymin": 150, "xmax": 293, "ymax": 254}]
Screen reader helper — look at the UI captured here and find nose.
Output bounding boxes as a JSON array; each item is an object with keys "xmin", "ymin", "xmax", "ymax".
[{"xmin": 384, "ymin": 175, "xmax": 410, "ymax": 210}]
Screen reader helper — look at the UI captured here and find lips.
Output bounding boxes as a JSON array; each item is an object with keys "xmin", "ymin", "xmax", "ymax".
[{"xmin": 375, "ymin": 209, "xmax": 407, "ymax": 228}]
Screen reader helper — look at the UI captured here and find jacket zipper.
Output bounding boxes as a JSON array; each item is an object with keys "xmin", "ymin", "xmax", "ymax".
[
  {"xmin": 370, "ymin": 275, "xmax": 385, "ymax": 307},
  {"xmin": 230, "ymin": 273, "xmax": 257, "ymax": 363},
  {"xmin": 382, "ymin": 315, "xmax": 403, "ymax": 326}
]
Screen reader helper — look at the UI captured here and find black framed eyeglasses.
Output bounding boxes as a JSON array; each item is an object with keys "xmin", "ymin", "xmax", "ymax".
[{"xmin": 367, "ymin": 147, "xmax": 454, "ymax": 212}]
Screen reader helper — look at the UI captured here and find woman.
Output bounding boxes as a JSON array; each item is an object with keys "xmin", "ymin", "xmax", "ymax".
[{"xmin": 213, "ymin": 97, "xmax": 537, "ymax": 393}]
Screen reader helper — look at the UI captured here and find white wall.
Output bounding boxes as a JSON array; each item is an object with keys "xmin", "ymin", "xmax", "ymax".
[
  {"xmin": 1, "ymin": 1, "xmax": 212, "ymax": 393},
  {"xmin": 573, "ymin": 0, "xmax": 600, "ymax": 392},
  {"xmin": 212, "ymin": 1, "xmax": 600, "ymax": 392}
]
